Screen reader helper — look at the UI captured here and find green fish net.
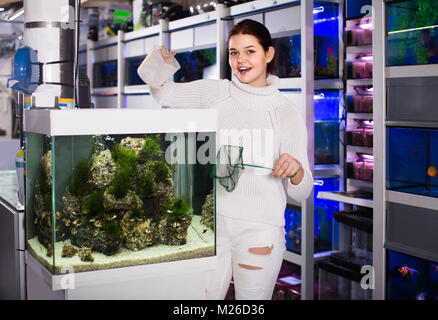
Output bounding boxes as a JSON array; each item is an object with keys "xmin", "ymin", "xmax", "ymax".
[{"xmin": 210, "ymin": 145, "xmax": 297, "ymax": 192}]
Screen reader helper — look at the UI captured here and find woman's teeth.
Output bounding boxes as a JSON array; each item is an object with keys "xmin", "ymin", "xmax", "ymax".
[{"xmin": 238, "ymin": 67, "xmax": 252, "ymax": 74}]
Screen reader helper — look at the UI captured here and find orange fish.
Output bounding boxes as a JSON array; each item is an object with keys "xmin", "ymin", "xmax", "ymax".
[
  {"xmin": 398, "ymin": 266, "xmax": 418, "ymax": 277},
  {"xmin": 433, "ymin": 265, "xmax": 438, "ymax": 272},
  {"xmin": 428, "ymin": 165, "xmax": 437, "ymax": 178}
]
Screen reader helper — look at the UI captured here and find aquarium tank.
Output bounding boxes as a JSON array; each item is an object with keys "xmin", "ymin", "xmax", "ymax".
[
  {"xmin": 387, "ymin": 250, "xmax": 438, "ymax": 300},
  {"xmin": 126, "ymin": 55, "xmax": 146, "ymax": 86},
  {"xmin": 386, "ymin": 0, "xmax": 438, "ymax": 66},
  {"xmin": 272, "ymin": 2, "xmax": 339, "ymax": 79},
  {"xmin": 284, "ymin": 177, "xmax": 339, "ymax": 254},
  {"xmin": 173, "ymin": 47, "xmax": 217, "ymax": 82},
  {"xmin": 386, "ymin": 127, "xmax": 438, "ymax": 198},
  {"xmin": 24, "ymin": 109, "xmax": 216, "ymax": 275},
  {"xmin": 314, "ymin": 90, "xmax": 342, "ymax": 165},
  {"xmin": 346, "ymin": 0, "xmax": 372, "ymax": 20},
  {"xmin": 93, "ymin": 60, "xmax": 118, "ymax": 88}
]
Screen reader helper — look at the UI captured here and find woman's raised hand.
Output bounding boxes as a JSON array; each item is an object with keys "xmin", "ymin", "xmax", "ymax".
[{"xmin": 159, "ymin": 45, "xmax": 176, "ymax": 63}]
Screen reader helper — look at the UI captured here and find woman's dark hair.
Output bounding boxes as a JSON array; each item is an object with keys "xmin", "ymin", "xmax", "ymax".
[{"xmin": 228, "ymin": 19, "xmax": 276, "ymax": 75}]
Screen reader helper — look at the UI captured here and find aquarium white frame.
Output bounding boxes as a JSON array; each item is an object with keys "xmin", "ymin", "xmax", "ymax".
[
  {"xmin": 25, "ymin": 250, "xmax": 216, "ymax": 299},
  {"xmin": 24, "ymin": 108, "xmax": 218, "ymax": 136}
]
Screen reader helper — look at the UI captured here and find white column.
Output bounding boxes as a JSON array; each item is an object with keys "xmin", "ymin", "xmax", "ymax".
[
  {"xmin": 301, "ymin": 0, "xmax": 315, "ymax": 301},
  {"xmin": 372, "ymin": 0, "xmax": 386, "ymax": 300}
]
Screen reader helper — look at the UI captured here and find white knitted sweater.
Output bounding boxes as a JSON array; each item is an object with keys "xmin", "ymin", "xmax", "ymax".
[{"xmin": 148, "ymin": 66, "xmax": 314, "ymax": 227}]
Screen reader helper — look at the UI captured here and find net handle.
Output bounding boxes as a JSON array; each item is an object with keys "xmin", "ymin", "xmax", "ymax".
[{"xmin": 243, "ymin": 163, "xmax": 297, "ymax": 179}]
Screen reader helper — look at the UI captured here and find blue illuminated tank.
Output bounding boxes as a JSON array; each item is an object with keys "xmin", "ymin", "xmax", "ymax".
[
  {"xmin": 173, "ymin": 48, "xmax": 217, "ymax": 82},
  {"xmin": 284, "ymin": 177, "xmax": 339, "ymax": 254},
  {"xmin": 273, "ymin": 2, "xmax": 339, "ymax": 79},
  {"xmin": 386, "ymin": 0, "xmax": 438, "ymax": 66},
  {"xmin": 314, "ymin": 90, "xmax": 342, "ymax": 165},
  {"xmin": 387, "ymin": 127, "xmax": 438, "ymax": 198},
  {"xmin": 93, "ymin": 60, "xmax": 117, "ymax": 88},
  {"xmin": 126, "ymin": 56, "xmax": 145, "ymax": 86},
  {"xmin": 387, "ymin": 251, "xmax": 438, "ymax": 300}
]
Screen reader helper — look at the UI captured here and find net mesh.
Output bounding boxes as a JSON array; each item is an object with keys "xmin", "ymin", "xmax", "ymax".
[{"xmin": 210, "ymin": 145, "xmax": 245, "ymax": 192}]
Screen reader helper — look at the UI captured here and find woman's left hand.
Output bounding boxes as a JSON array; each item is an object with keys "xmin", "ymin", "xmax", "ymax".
[{"xmin": 273, "ymin": 153, "xmax": 305, "ymax": 185}]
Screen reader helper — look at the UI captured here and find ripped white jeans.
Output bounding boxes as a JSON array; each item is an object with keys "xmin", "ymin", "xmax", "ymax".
[{"xmin": 206, "ymin": 214, "xmax": 286, "ymax": 300}]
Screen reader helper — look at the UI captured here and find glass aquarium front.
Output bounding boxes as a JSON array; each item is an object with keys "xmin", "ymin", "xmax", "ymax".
[
  {"xmin": 93, "ymin": 60, "xmax": 118, "ymax": 88},
  {"xmin": 284, "ymin": 177, "xmax": 339, "ymax": 254},
  {"xmin": 387, "ymin": 250, "xmax": 438, "ymax": 300},
  {"xmin": 126, "ymin": 56, "xmax": 145, "ymax": 86},
  {"xmin": 386, "ymin": 0, "xmax": 438, "ymax": 66},
  {"xmin": 272, "ymin": 2, "xmax": 339, "ymax": 79},
  {"xmin": 314, "ymin": 90, "xmax": 342, "ymax": 165},
  {"xmin": 173, "ymin": 47, "xmax": 217, "ymax": 82},
  {"xmin": 387, "ymin": 127, "xmax": 438, "ymax": 198},
  {"xmin": 25, "ymin": 130, "xmax": 216, "ymax": 274},
  {"xmin": 332, "ymin": 207, "xmax": 373, "ymax": 268}
]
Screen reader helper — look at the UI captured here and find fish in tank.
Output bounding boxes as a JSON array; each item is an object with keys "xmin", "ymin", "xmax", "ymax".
[
  {"xmin": 173, "ymin": 47, "xmax": 217, "ymax": 82},
  {"xmin": 386, "ymin": 0, "xmax": 438, "ymax": 66},
  {"xmin": 387, "ymin": 127, "xmax": 438, "ymax": 198},
  {"xmin": 314, "ymin": 90, "xmax": 342, "ymax": 165},
  {"xmin": 25, "ymin": 132, "xmax": 215, "ymax": 274},
  {"xmin": 271, "ymin": 2, "xmax": 339, "ymax": 79},
  {"xmin": 387, "ymin": 250, "xmax": 438, "ymax": 300},
  {"xmin": 93, "ymin": 60, "xmax": 118, "ymax": 88},
  {"xmin": 284, "ymin": 177, "xmax": 339, "ymax": 254}
]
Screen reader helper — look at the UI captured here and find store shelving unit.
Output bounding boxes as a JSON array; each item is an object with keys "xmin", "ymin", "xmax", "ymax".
[
  {"xmin": 315, "ymin": 0, "xmax": 375, "ymax": 300},
  {"xmin": 373, "ymin": 0, "xmax": 438, "ymax": 300}
]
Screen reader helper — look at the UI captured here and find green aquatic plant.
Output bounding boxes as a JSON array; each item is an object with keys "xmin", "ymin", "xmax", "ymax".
[
  {"xmin": 109, "ymin": 167, "xmax": 133, "ymax": 199},
  {"xmin": 140, "ymin": 134, "xmax": 163, "ymax": 160},
  {"xmin": 104, "ymin": 220, "xmax": 122, "ymax": 238},
  {"xmin": 131, "ymin": 206, "xmax": 146, "ymax": 219},
  {"xmin": 166, "ymin": 197, "xmax": 191, "ymax": 219},
  {"xmin": 68, "ymin": 159, "xmax": 92, "ymax": 197},
  {"xmin": 112, "ymin": 144, "xmax": 140, "ymax": 167},
  {"xmin": 110, "ymin": 144, "xmax": 140, "ymax": 199},
  {"xmin": 83, "ymin": 189, "xmax": 106, "ymax": 217},
  {"xmin": 137, "ymin": 169, "xmax": 154, "ymax": 198},
  {"xmin": 153, "ymin": 160, "xmax": 171, "ymax": 181}
]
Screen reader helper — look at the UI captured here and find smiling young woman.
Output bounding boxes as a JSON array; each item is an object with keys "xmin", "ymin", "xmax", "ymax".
[{"xmin": 137, "ymin": 19, "xmax": 314, "ymax": 300}]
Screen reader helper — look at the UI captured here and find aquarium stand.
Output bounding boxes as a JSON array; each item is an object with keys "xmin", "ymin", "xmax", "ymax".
[{"xmin": 25, "ymin": 250, "xmax": 216, "ymax": 300}]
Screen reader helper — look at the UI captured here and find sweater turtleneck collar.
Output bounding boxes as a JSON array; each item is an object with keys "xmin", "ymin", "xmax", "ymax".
[
  {"xmin": 230, "ymin": 73, "xmax": 281, "ymax": 111},
  {"xmin": 231, "ymin": 73, "xmax": 279, "ymax": 96}
]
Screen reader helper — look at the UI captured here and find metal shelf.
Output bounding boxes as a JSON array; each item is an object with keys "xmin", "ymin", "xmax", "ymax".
[
  {"xmin": 317, "ymin": 191, "xmax": 373, "ymax": 208},
  {"xmin": 346, "ymin": 44, "xmax": 372, "ymax": 55},
  {"xmin": 386, "ymin": 190, "xmax": 438, "ymax": 212},
  {"xmin": 347, "ymin": 145, "xmax": 373, "ymax": 154},
  {"xmin": 386, "ymin": 64, "xmax": 438, "ymax": 79}
]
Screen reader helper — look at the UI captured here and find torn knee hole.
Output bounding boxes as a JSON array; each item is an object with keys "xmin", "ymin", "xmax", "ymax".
[
  {"xmin": 248, "ymin": 245, "xmax": 273, "ymax": 255},
  {"xmin": 238, "ymin": 263, "xmax": 263, "ymax": 270}
]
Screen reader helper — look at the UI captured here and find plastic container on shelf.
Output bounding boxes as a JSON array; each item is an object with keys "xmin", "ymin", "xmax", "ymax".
[
  {"xmin": 364, "ymin": 128, "xmax": 373, "ymax": 147},
  {"xmin": 352, "ymin": 128, "xmax": 365, "ymax": 146},
  {"xmin": 362, "ymin": 95, "xmax": 373, "ymax": 113}
]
